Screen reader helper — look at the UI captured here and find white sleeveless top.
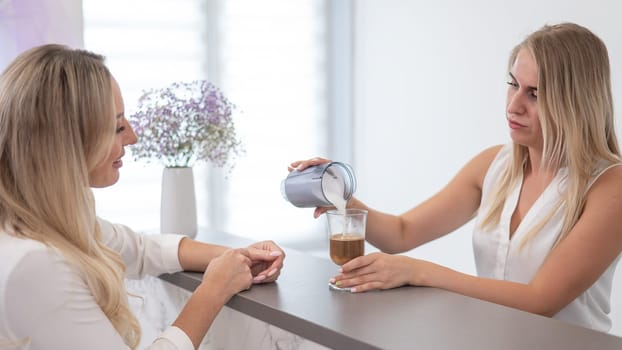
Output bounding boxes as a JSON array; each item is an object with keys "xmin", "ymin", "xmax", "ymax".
[{"xmin": 473, "ymin": 143, "xmax": 621, "ymax": 332}]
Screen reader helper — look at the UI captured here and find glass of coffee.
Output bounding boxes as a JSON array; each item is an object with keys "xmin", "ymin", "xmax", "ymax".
[{"xmin": 325, "ymin": 208, "xmax": 367, "ymax": 291}]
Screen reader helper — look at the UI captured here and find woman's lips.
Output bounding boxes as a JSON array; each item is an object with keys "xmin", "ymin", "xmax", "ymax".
[
  {"xmin": 508, "ymin": 119, "xmax": 526, "ymax": 129},
  {"xmin": 113, "ymin": 159, "xmax": 123, "ymax": 169}
]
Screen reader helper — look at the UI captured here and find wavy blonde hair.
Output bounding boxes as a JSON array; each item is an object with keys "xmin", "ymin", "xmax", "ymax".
[
  {"xmin": 0, "ymin": 45, "xmax": 140, "ymax": 348},
  {"xmin": 479, "ymin": 23, "xmax": 621, "ymax": 247}
]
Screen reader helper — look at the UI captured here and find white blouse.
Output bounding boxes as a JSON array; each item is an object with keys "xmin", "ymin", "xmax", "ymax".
[
  {"xmin": 0, "ymin": 218, "xmax": 194, "ymax": 350},
  {"xmin": 473, "ymin": 143, "xmax": 621, "ymax": 332}
]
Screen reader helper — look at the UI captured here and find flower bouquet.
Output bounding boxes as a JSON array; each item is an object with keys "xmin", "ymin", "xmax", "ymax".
[
  {"xmin": 129, "ymin": 80, "xmax": 243, "ymax": 169},
  {"xmin": 128, "ymin": 80, "xmax": 242, "ymax": 236}
]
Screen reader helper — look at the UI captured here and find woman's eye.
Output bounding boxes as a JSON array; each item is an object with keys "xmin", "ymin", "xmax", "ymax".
[
  {"xmin": 506, "ymin": 81, "xmax": 519, "ymax": 88},
  {"xmin": 116, "ymin": 125, "xmax": 125, "ymax": 134},
  {"xmin": 529, "ymin": 89, "xmax": 538, "ymax": 99}
]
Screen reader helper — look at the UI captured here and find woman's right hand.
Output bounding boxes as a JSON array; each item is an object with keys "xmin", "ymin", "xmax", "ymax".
[
  {"xmin": 172, "ymin": 249, "xmax": 253, "ymax": 348},
  {"xmin": 201, "ymin": 248, "xmax": 253, "ymax": 299},
  {"xmin": 288, "ymin": 157, "xmax": 336, "ymax": 218},
  {"xmin": 288, "ymin": 156, "xmax": 332, "ymax": 172}
]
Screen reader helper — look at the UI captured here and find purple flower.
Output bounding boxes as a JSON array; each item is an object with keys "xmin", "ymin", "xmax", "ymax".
[{"xmin": 128, "ymin": 80, "xmax": 243, "ymax": 168}]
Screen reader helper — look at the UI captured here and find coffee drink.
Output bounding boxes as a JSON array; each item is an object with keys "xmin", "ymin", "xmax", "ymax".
[{"xmin": 330, "ymin": 234, "xmax": 364, "ymax": 266}]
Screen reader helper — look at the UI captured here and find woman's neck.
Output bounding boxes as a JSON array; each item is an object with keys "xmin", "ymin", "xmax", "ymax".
[{"xmin": 525, "ymin": 147, "xmax": 556, "ymax": 184}]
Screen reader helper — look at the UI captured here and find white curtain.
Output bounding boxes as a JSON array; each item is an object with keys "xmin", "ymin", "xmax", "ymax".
[{"xmin": 0, "ymin": 0, "xmax": 83, "ymax": 70}]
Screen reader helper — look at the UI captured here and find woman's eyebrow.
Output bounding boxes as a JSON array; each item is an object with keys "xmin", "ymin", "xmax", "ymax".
[{"xmin": 508, "ymin": 72, "xmax": 537, "ymax": 91}]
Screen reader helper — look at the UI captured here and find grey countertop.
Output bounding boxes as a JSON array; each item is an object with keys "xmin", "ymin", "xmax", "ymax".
[{"xmin": 159, "ymin": 229, "xmax": 622, "ymax": 350}]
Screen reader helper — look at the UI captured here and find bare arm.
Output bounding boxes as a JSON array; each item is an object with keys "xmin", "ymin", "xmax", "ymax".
[
  {"xmin": 177, "ymin": 237, "xmax": 285, "ymax": 283},
  {"xmin": 336, "ymin": 165, "xmax": 622, "ymax": 316},
  {"xmin": 297, "ymin": 146, "xmax": 502, "ymax": 253},
  {"xmin": 171, "ymin": 239, "xmax": 284, "ymax": 348},
  {"xmin": 172, "ymin": 249, "xmax": 253, "ymax": 349},
  {"xmin": 176, "ymin": 238, "xmax": 228, "ymax": 271}
]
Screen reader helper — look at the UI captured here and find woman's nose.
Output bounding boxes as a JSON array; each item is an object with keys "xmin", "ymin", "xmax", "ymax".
[
  {"xmin": 506, "ymin": 90, "xmax": 526, "ymax": 115},
  {"xmin": 124, "ymin": 120, "xmax": 138, "ymax": 146}
]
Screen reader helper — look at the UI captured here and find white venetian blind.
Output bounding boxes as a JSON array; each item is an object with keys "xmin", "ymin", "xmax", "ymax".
[
  {"xmin": 83, "ymin": 0, "xmax": 209, "ymax": 231},
  {"xmin": 84, "ymin": 0, "xmax": 330, "ymax": 245},
  {"xmin": 208, "ymin": 0, "xmax": 328, "ymax": 245}
]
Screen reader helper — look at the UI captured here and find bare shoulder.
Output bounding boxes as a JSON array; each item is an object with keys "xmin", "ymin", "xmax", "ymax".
[
  {"xmin": 476, "ymin": 144, "xmax": 505, "ymax": 163},
  {"xmin": 422, "ymin": 145, "xmax": 505, "ymax": 196},
  {"xmin": 581, "ymin": 164, "xmax": 622, "ymax": 235},
  {"xmin": 459, "ymin": 144, "xmax": 505, "ymax": 185},
  {"xmin": 586, "ymin": 164, "xmax": 622, "ymax": 203},
  {"xmin": 569, "ymin": 164, "xmax": 622, "ymax": 263}
]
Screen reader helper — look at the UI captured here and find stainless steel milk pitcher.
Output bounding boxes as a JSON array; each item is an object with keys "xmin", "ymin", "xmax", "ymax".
[{"xmin": 281, "ymin": 162, "xmax": 357, "ymax": 208}]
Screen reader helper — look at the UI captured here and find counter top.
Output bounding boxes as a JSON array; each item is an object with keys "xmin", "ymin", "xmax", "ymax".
[{"xmin": 159, "ymin": 229, "xmax": 622, "ymax": 350}]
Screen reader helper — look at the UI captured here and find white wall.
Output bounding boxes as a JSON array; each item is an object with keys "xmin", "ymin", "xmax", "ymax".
[{"xmin": 353, "ymin": 0, "xmax": 622, "ymax": 336}]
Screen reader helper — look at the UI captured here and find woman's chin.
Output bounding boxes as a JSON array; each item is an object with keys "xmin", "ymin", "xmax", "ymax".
[{"xmin": 89, "ymin": 171, "xmax": 120, "ymax": 188}]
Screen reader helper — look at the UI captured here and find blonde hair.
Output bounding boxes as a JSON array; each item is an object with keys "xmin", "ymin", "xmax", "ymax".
[
  {"xmin": 479, "ymin": 23, "xmax": 621, "ymax": 247},
  {"xmin": 0, "ymin": 45, "xmax": 140, "ymax": 348}
]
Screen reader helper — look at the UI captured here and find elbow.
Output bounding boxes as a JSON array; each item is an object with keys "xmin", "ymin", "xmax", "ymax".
[
  {"xmin": 381, "ymin": 244, "xmax": 414, "ymax": 254},
  {"xmin": 533, "ymin": 306, "xmax": 560, "ymax": 318},
  {"xmin": 523, "ymin": 294, "xmax": 565, "ymax": 318},
  {"xmin": 381, "ymin": 246, "xmax": 407, "ymax": 254},
  {"xmin": 367, "ymin": 239, "xmax": 405, "ymax": 254}
]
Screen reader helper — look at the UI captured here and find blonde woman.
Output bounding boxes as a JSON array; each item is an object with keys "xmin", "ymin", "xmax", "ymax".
[
  {"xmin": 292, "ymin": 22, "xmax": 622, "ymax": 332},
  {"xmin": 0, "ymin": 44, "xmax": 285, "ymax": 349}
]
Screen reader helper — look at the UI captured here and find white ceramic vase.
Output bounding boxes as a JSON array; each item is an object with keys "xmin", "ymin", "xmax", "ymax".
[{"xmin": 160, "ymin": 167, "xmax": 198, "ymax": 238}]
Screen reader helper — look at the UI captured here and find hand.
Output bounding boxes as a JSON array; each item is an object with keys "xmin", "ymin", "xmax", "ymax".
[
  {"xmin": 288, "ymin": 156, "xmax": 332, "ymax": 172},
  {"xmin": 288, "ymin": 157, "xmax": 337, "ymax": 218},
  {"xmin": 202, "ymin": 248, "xmax": 253, "ymax": 298},
  {"xmin": 246, "ymin": 240, "xmax": 286, "ymax": 284},
  {"xmin": 329, "ymin": 252, "xmax": 417, "ymax": 293}
]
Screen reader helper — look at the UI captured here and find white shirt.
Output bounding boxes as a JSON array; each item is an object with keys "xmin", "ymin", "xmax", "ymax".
[
  {"xmin": 0, "ymin": 218, "xmax": 194, "ymax": 350},
  {"xmin": 473, "ymin": 143, "xmax": 621, "ymax": 332}
]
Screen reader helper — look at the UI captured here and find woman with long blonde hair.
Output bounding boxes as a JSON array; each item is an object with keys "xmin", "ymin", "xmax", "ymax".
[
  {"xmin": 292, "ymin": 22, "xmax": 622, "ymax": 332},
  {"xmin": 0, "ymin": 44, "xmax": 285, "ymax": 349}
]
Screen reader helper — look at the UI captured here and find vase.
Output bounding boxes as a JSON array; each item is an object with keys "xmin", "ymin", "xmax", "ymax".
[{"xmin": 160, "ymin": 167, "xmax": 198, "ymax": 238}]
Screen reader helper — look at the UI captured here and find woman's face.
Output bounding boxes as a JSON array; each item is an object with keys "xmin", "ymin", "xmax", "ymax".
[
  {"xmin": 506, "ymin": 48, "xmax": 542, "ymax": 150},
  {"xmin": 89, "ymin": 77, "xmax": 137, "ymax": 188}
]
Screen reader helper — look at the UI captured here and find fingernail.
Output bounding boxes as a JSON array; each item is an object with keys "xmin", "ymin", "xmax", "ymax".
[
  {"xmin": 335, "ymin": 281, "xmax": 342, "ymax": 286},
  {"xmin": 267, "ymin": 268, "xmax": 278, "ymax": 276},
  {"xmin": 350, "ymin": 288, "xmax": 357, "ymax": 293},
  {"xmin": 269, "ymin": 251, "xmax": 282, "ymax": 256},
  {"xmin": 253, "ymin": 275, "xmax": 266, "ymax": 282},
  {"xmin": 329, "ymin": 278, "xmax": 335, "ymax": 284}
]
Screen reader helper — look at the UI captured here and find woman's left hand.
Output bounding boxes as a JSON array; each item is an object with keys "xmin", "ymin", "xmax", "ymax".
[
  {"xmin": 246, "ymin": 240, "xmax": 286, "ymax": 284},
  {"xmin": 330, "ymin": 252, "xmax": 417, "ymax": 292}
]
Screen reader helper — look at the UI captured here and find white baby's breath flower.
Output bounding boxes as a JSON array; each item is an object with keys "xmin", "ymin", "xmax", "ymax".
[{"xmin": 128, "ymin": 80, "xmax": 243, "ymax": 168}]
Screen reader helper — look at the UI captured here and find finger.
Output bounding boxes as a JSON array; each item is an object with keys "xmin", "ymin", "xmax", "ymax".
[
  {"xmin": 288, "ymin": 161, "xmax": 303, "ymax": 171},
  {"xmin": 258, "ymin": 256, "xmax": 284, "ymax": 280},
  {"xmin": 350, "ymin": 281, "xmax": 383, "ymax": 293},
  {"xmin": 253, "ymin": 269, "xmax": 281, "ymax": 284},
  {"xmin": 251, "ymin": 242, "xmax": 285, "ymax": 264},
  {"xmin": 340, "ymin": 255, "xmax": 373, "ymax": 273},
  {"xmin": 234, "ymin": 247, "xmax": 251, "ymax": 258},
  {"xmin": 291, "ymin": 157, "xmax": 332, "ymax": 172},
  {"xmin": 252, "ymin": 240, "xmax": 277, "ymax": 250},
  {"xmin": 330, "ymin": 273, "xmax": 366, "ymax": 289},
  {"xmin": 256, "ymin": 269, "xmax": 281, "ymax": 284},
  {"xmin": 249, "ymin": 252, "xmax": 283, "ymax": 280},
  {"xmin": 249, "ymin": 241, "xmax": 286, "ymax": 258},
  {"xmin": 307, "ymin": 157, "xmax": 331, "ymax": 167},
  {"xmin": 313, "ymin": 206, "xmax": 333, "ymax": 218},
  {"xmin": 247, "ymin": 247, "xmax": 282, "ymax": 262},
  {"xmin": 234, "ymin": 249, "xmax": 252, "ymax": 266}
]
